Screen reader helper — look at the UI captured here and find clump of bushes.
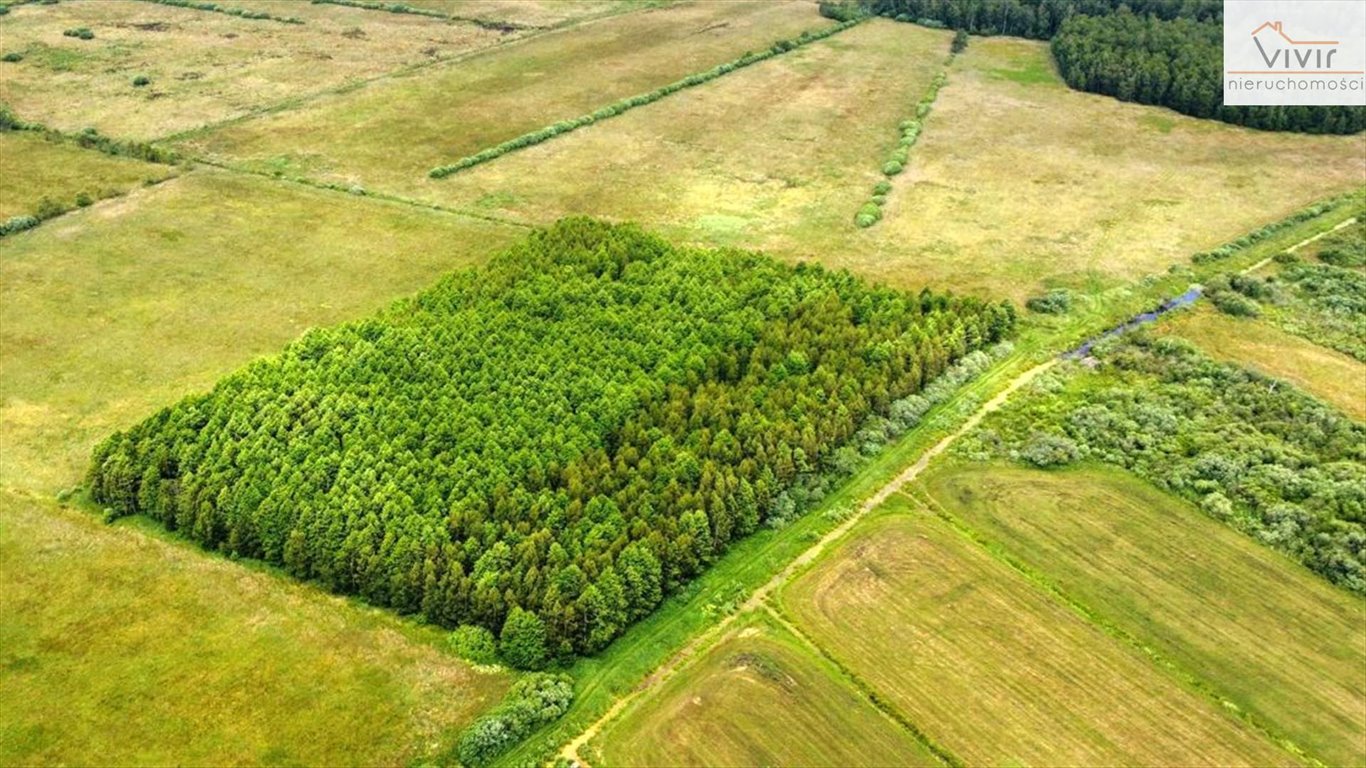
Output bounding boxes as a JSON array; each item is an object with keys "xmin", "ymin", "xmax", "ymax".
[
  {"xmin": 447, "ymin": 625, "xmax": 498, "ymax": 665},
  {"xmin": 0, "ymin": 215, "xmax": 39, "ymax": 237},
  {"xmin": 132, "ymin": 75, "xmax": 151, "ymax": 87},
  {"xmin": 63, "ymin": 27, "xmax": 95, "ymax": 40},
  {"xmin": 455, "ymin": 673, "xmax": 574, "ymax": 767},
  {"xmin": 818, "ymin": 0, "xmax": 864, "ymax": 22},
  {"xmin": 1313, "ymin": 219, "xmax": 1366, "ymax": 268},
  {"xmin": 1, "ymin": 53, "xmax": 22, "ymax": 63},
  {"xmin": 1025, "ymin": 288, "xmax": 1072, "ymax": 314},
  {"xmin": 855, "ymin": 201, "xmax": 882, "ymax": 228},
  {"xmin": 429, "ymin": 19, "xmax": 864, "ymax": 178},
  {"xmin": 951, "ymin": 29, "xmax": 969, "ymax": 53}
]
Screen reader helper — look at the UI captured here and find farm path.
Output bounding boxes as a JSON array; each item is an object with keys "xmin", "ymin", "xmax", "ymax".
[{"xmin": 558, "ymin": 357, "xmax": 1059, "ymax": 767}]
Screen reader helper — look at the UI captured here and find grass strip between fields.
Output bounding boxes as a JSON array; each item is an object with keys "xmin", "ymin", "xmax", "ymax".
[
  {"xmin": 308, "ymin": 0, "xmax": 532, "ymax": 30},
  {"xmin": 904, "ymin": 485, "xmax": 1320, "ymax": 766},
  {"xmin": 427, "ymin": 18, "xmax": 863, "ymax": 179},
  {"xmin": 134, "ymin": 0, "xmax": 304, "ymax": 24}
]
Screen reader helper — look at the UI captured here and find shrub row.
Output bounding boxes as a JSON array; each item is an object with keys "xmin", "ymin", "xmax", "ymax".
[
  {"xmin": 454, "ymin": 674, "xmax": 574, "ymax": 767},
  {"xmin": 0, "ymin": 184, "xmax": 150, "ymax": 238},
  {"xmin": 1, "ymin": 107, "xmax": 179, "ymax": 165},
  {"xmin": 855, "ymin": 58, "xmax": 953, "ymax": 228},
  {"xmin": 63, "ymin": 27, "xmax": 95, "ymax": 40},
  {"xmin": 140, "ymin": 0, "xmax": 303, "ymax": 23},
  {"xmin": 308, "ymin": 0, "xmax": 528, "ymax": 31},
  {"xmin": 430, "ymin": 19, "xmax": 864, "ymax": 179},
  {"xmin": 1191, "ymin": 193, "xmax": 1358, "ymax": 264}
]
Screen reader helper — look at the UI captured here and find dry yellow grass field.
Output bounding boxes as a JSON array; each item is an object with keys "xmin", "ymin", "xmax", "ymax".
[
  {"xmin": 0, "ymin": 0, "xmax": 512, "ymax": 139},
  {"xmin": 177, "ymin": 0, "xmax": 834, "ymax": 187},
  {"xmin": 0, "ymin": 131, "xmax": 174, "ymax": 218},
  {"xmin": 875, "ymin": 36, "xmax": 1366, "ymax": 300},
  {"xmin": 0, "ymin": 489, "xmax": 510, "ymax": 766},
  {"xmin": 0, "ymin": 169, "xmax": 520, "ymax": 495},
  {"xmin": 782, "ymin": 496, "xmax": 1294, "ymax": 766},
  {"xmin": 590, "ymin": 614, "xmax": 937, "ymax": 767},
  {"xmin": 410, "ymin": 19, "xmax": 950, "ymax": 242},
  {"xmin": 1157, "ymin": 305, "xmax": 1366, "ymax": 420}
]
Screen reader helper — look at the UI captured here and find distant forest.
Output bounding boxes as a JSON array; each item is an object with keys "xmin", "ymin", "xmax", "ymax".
[
  {"xmin": 860, "ymin": 0, "xmax": 1364, "ymax": 134},
  {"xmin": 89, "ymin": 219, "xmax": 1014, "ymax": 663}
]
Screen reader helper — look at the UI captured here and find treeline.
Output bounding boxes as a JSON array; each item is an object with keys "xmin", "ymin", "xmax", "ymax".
[
  {"xmin": 138, "ymin": 0, "xmax": 304, "ymax": 24},
  {"xmin": 1053, "ymin": 13, "xmax": 1364, "ymax": 134},
  {"xmin": 89, "ymin": 218, "xmax": 1015, "ymax": 663},
  {"xmin": 0, "ymin": 107, "xmax": 179, "ymax": 165},
  {"xmin": 963, "ymin": 334, "xmax": 1366, "ymax": 593},
  {"xmin": 429, "ymin": 20, "xmax": 863, "ymax": 178},
  {"xmin": 863, "ymin": 0, "xmax": 1219, "ymax": 40}
]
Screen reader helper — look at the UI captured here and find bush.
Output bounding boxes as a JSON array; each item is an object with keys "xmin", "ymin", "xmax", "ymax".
[
  {"xmin": 132, "ymin": 75, "xmax": 151, "ymax": 87},
  {"xmin": 1019, "ymin": 432, "xmax": 1081, "ymax": 467},
  {"xmin": 74, "ymin": 191, "xmax": 93, "ymax": 207},
  {"xmin": 817, "ymin": 0, "xmax": 862, "ymax": 22},
  {"xmin": 882, "ymin": 160, "xmax": 903, "ymax": 176},
  {"xmin": 33, "ymin": 196, "xmax": 68, "ymax": 220},
  {"xmin": 873, "ymin": 180, "xmax": 892, "ymax": 195},
  {"xmin": 1, "ymin": 52, "xmax": 22, "ymax": 63},
  {"xmin": 448, "ymin": 625, "xmax": 498, "ymax": 665},
  {"xmin": 1025, "ymin": 288, "xmax": 1072, "ymax": 314},
  {"xmin": 63, "ymin": 28, "xmax": 95, "ymax": 40},
  {"xmin": 0, "ymin": 215, "xmax": 39, "ymax": 237},
  {"xmin": 951, "ymin": 29, "xmax": 969, "ymax": 53},
  {"xmin": 455, "ymin": 673, "xmax": 574, "ymax": 767},
  {"xmin": 1209, "ymin": 290, "xmax": 1260, "ymax": 317}
]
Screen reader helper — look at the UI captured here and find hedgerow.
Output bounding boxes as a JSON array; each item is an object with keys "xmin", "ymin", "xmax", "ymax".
[
  {"xmin": 88, "ymin": 218, "xmax": 1015, "ymax": 661},
  {"xmin": 1191, "ymin": 193, "xmax": 1357, "ymax": 264},
  {"xmin": 429, "ymin": 20, "xmax": 864, "ymax": 179},
  {"xmin": 961, "ymin": 333, "xmax": 1366, "ymax": 593},
  {"xmin": 1, "ymin": 106, "xmax": 179, "ymax": 164},
  {"xmin": 454, "ymin": 673, "xmax": 574, "ymax": 767},
  {"xmin": 137, "ymin": 0, "xmax": 304, "ymax": 24},
  {"xmin": 309, "ymin": 0, "xmax": 528, "ymax": 31}
]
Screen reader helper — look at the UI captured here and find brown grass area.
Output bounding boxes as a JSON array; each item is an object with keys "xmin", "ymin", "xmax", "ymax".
[
  {"xmin": 0, "ymin": 0, "xmax": 510, "ymax": 139},
  {"xmin": 782, "ymin": 495, "xmax": 1295, "ymax": 766},
  {"xmin": 177, "ymin": 0, "xmax": 834, "ymax": 187},
  {"xmin": 0, "ymin": 488, "xmax": 510, "ymax": 765},
  {"xmin": 0, "ymin": 169, "xmax": 520, "ymax": 495},
  {"xmin": 918, "ymin": 465, "xmax": 1366, "ymax": 767},
  {"xmin": 1157, "ymin": 305, "xmax": 1366, "ymax": 420},
  {"xmin": 591, "ymin": 614, "xmax": 936, "ymax": 767},
  {"xmin": 0, "ymin": 132, "xmax": 174, "ymax": 218}
]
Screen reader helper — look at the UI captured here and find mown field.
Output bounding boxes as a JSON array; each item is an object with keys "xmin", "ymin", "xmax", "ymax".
[
  {"xmin": 0, "ymin": 0, "xmax": 516, "ymax": 139},
  {"xmin": 915, "ymin": 465, "xmax": 1366, "ymax": 767},
  {"xmin": 0, "ymin": 489, "xmax": 509, "ymax": 766},
  {"xmin": 781, "ymin": 494, "xmax": 1294, "ymax": 766},
  {"xmin": 0, "ymin": 131, "xmax": 174, "ymax": 219},
  {"xmin": 588, "ymin": 613, "xmax": 936, "ymax": 767},
  {"xmin": 1156, "ymin": 305, "xmax": 1366, "ymax": 420},
  {"xmin": 176, "ymin": 0, "xmax": 831, "ymax": 188}
]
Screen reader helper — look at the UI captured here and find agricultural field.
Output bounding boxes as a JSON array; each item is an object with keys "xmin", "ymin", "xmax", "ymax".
[
  {"xmin": 0, "ymin": 131, "xmax": 174, "ymax": 219},
  {"xmin": 0, "ymin": 489, "xmax": 509, "ymax": 766},
  {"xmin": 588, "ymin": 613, "xmax": 936, "ymax": 767},
  {"xmin": 1156, "ymin": 305, "xmax": 1366, "ymax": 420},
  {"xmin": 780, "ymin": 495, "xmax": 1293, "ymax": 766},
  {"xmin": 175, "ymin": 0, "xmax": 833, "ymax": 188},
  {"xmin": 4, "ymin": 0, "xmax": 1366, "ymax": 763},
  {"xmin": 915, "ymin": 465, "xmax": 1366, "ymax": 767},
  {"xmin": 0, "ymin": 0, "xmax": 519, "ymax": 139}
]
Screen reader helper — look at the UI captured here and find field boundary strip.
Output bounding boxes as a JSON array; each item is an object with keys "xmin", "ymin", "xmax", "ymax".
[
  {"xmin": 761, "ymin": 603, "xmax": 963, "ymax": 767},
  {"xmin": 308, "ymin": 0, "xmax": 534, "ymax": 31},
  {"xmin": 427, "ymin": 18, "xmax": 864, "ymax": 179},
  {"xmin": 904, "ymin": 486, "xmax": 1323, "ymax": 767},
  {"xmin": 555, "ymin": 358, "xmax": 1058, "ymax": 767},
  {"xmin": 133, "ymin": 0, "xmax": 304, "ymax": 24}
]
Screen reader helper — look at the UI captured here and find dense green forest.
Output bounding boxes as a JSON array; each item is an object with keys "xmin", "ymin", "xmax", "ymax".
[
  {"xmin": 861, "ymin": 0, "xmax": 1362, "ymax": 134},
  {"xmin": 1052, "ymin": 14, "xmax": 1365, "ymax": 134},
  {"xmin": 88, "ymin": 219, "xmax": 1014, "ymax": 662},
  {"xmin": 960, "ymin": 334, "xmax": 1366, "ymax": 593}
]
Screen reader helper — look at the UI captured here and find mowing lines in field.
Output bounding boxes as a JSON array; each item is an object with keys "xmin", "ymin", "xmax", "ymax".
[
  {"xmin": 427, "ymin": 19, "xmax": 864, "ymax": 178},
  {"xmin": 783, "ymin": 502, "xmax": 1297, "ymax": 766},
  {"xmin": 917, "ymin": 466, "xmax": 1366, "ymax": 766}
]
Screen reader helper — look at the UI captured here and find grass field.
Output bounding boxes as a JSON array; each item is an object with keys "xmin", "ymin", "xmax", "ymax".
[
  {"xmin": 0, "ymin": 0, "xmax": 514, "ymax": 139},
  {"xmin": 0, "ymin": 488, "xmax": 510, "ymax": 766},
  {"xmin": 176, "ymin": 0, "xmax": 833, "ymax": 188},
  {"xmin": 383, "ymin": 0, "xmax": 645, "ymax": 27},
  {"xmin": 589, "ymin": 613, "xmax": 936, "ymax": 767},
  {"xmin": 0, "ymin": 132, "xmax": 175, "ymax": 219},
  {"xmin": 0, "ymin": 169, "xmax": 519, "ymax": 494},
  {"xmin": 1157, "ymin": 305, "xmax": 1366, "ymax": 420},
  {"xmin": 782, "ymin": 494, "xmax": 1293, "ymax": 766},
  {"xmin": 917, "ymin": 465, "xmax": 1366, "ymax": 767},
  {"xmin": 409, "ymin": 19, "xmax": 950, "ymax": 244}
]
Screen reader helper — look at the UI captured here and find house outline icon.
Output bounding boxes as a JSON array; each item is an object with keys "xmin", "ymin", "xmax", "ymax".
[{"xmin": 1249, "ymin": 20, "xmax": 1339, "ymax": 45}]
